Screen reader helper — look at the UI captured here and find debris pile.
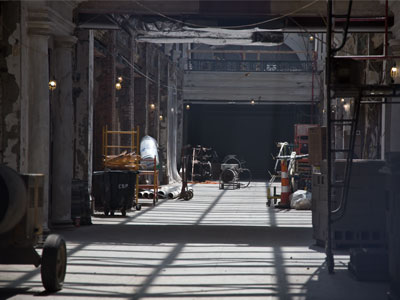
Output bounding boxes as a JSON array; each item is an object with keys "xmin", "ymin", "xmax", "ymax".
[{"xmin": 103, "ymin": 151, "xmax": 140, "ymax": 170}]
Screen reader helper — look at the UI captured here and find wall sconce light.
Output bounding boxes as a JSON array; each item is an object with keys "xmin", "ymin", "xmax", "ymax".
[
  {"xmin": 343, "ymin": 103, "xmax": 351, "ymax": 113},
  {"xmin": 250, "ymin": 100, "xmax": 255, "ymax": 105},
  {"xmin": 390, "ymin": 64, "xmax": 399, "ymax": 79},
  {"xmin": 340, "ymin": 98, "xmax": 345, "ymax": 103},
  {"xmin": 117, "ymin": 76, "xmax": 123, "ymax": 83},
  {"xmin": 115, "ymin": 82, "xmax": 122, "ymax": 90},
  {"xmin": 150, "ymin": 103, "xmax": 156, "ymax": 110},
  {"xmin": 48, "ymin": 79, "xmax": 57, "ymax": 91},
  {"xmin": 186, "ymin": 104, "xmax": 190, "ymax": 110},
  {"xmin": 159, "ymin": 115, "xmax": 163, "ymax": 121},
  {"xmin": 309, "ymin": 35, "xmax": 314, "ymax": 42}
]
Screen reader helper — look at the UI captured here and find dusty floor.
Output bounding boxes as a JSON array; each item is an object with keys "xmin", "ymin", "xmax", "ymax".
[{"xmin": 0, "ymin": 182, "xmax": 389, "ymax": 299}]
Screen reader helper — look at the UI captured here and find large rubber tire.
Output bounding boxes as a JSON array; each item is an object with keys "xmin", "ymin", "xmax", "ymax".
[{"xmin": 41, "ymin": 234, "xmax": 67, "ymax": 292}]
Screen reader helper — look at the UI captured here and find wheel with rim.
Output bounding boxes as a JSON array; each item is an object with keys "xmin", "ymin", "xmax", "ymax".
[
  {"xmin": 41, "ymin": 234, "xmax": 67, "ymax": 292},
  {"xmin": 183, "ymin": 191, "xmax": 190, "ymax": 201}
]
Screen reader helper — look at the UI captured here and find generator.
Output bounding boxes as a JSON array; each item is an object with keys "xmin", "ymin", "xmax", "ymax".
[
  {"xmin": 218, "ymin": 156, "xmax": 252, "ymax": 190},
  {"xmin": 219, "ymin": 163, "xmax": 241, "ymax": 189},
  {"xmin": 0, "ymin": 165, "xmax": 67, "ymax": 292}
]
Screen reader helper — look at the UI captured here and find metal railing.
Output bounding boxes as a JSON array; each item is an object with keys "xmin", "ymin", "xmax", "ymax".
[{"xmin": 186, "ymin": 59, "xmax": 313, "ymax": 72}]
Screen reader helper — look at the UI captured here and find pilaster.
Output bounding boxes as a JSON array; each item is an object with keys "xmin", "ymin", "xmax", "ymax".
[{"xmin": 50, "ymin": 35, "xmax": 77, "ymax": 224}]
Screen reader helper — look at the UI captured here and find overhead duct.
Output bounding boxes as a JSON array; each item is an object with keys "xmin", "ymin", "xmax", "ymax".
[{"xmin": 136, "ymin": 21, "xmax": 284, "ymax": 45}]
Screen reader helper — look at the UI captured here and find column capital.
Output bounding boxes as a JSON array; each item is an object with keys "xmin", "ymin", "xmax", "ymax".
[
  {"xmin": 55, "ymin": 35, "xmax": 78, "ymax": 48},
  {"xmin": 27, "ymin": 9, "xmax": 52, "ymax": 36},
  {"xmin": 27, "ymin": 6, "xmax": 76, "ymax": 37}
]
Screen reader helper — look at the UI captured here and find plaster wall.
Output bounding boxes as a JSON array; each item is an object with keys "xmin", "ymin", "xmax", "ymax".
[{"xmin": 0, "ymin": 2, "xmax": 21, "ymax": 171}]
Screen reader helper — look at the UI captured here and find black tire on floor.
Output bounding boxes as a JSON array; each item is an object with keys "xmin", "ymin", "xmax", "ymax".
[
  {"xmin": 41, "ymin": 234, "xmax": 67, "ymax": 292},
  {"xmin": 136, "ymin": 204, "xmax": 142, "ymax": 211}
]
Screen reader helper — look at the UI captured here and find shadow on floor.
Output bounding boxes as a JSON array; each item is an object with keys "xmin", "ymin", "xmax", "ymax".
[{"xmin": 58, "ymin": 224, "xmax": 314, "ymax": 247}]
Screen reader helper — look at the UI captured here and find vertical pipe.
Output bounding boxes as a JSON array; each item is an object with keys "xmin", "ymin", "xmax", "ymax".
[
  {"xmin": 385, "ymin": 0, "xmax": 388, "ymax": 58},
  {"xmin": 326, "ymin": 0, "xmax": 335, "ymax": 274},
  {"xmin": 311, "ymin": 51, "xmax": 315, "ymax": 123},
  {"xmin": 157, "ymin": 53, "xmax": 161, "ymax": 143}
]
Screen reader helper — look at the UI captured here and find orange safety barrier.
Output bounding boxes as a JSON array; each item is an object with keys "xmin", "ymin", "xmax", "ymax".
[{"xmin": 280, "ymin": 159, "xmax": 291, "ymax": 208}]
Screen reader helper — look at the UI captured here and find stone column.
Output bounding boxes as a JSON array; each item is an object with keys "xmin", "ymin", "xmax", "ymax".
[
  {"xmin": 129, "ymin": 34, "xmax": 136, "ymax": 131},
  {"xmin": 27, "ymin": 33, "xmax": 51, "ymax": 231},
  {"xmin": 50, "ymin": 35, "xmax": 77, "ymax": 225},
  {"xmin": 110, "ymin": 31, "xmax": 118, "ymax": 136},
  {"xmin": 73, "ymin": 30, "xmax": 94, "ymax": 185}
]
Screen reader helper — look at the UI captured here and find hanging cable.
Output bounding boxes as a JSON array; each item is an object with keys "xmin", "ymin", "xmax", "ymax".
[
  {"xmin": 332, "ymin": 0, "xmax": 353, "ymax": 53},
  {"xmin": 133, "ymin": 0, "xmax": 321, "ymax": 30}
]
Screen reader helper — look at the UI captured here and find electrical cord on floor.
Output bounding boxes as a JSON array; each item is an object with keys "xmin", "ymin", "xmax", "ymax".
[{"xmin": 239, "ymin": 168, "xmax": 252, "ymax": 188}]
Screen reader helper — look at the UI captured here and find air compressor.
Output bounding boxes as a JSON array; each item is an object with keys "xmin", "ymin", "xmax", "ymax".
[
  {"xmin": 219, "ymin": 161, "xmax": 251, "ymax": 190},
  {"xmin": 0, "ymin": 165, "xmax": 67, "ymax": 292}
]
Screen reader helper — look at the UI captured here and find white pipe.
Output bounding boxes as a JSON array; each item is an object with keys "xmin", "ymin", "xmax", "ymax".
[{"xmin": 168, "ymin": 190, "xmax": 181, "ymax": 199}]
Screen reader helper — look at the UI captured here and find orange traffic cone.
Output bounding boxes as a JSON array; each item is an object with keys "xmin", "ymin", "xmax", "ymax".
[{"xmin": 277, "ymin": 159, "xmax": 291, "ymax": 208}]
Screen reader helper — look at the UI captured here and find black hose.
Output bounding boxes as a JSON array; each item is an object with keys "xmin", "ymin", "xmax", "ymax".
[
  {"xmin": 239, "ymin": 168, "xmax": 252, "ymax": 188},
  {"xmin": 332, "ymin": 0, "xmax": 353, "ymax": 53}
]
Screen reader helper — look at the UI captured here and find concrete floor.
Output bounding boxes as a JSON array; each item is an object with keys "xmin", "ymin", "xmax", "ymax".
[{"xmin": 0, "ymin": 182, "xmax": 389, "ymax": 299}]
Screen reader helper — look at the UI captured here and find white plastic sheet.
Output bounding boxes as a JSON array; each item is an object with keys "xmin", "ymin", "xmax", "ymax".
[
  {"xmin": 140, "ymin": 135, "xmax": 159, "ymax": 168},
  {"xmin": 290, "ymin": 190, "xmax": 312, "ymax": 210}
]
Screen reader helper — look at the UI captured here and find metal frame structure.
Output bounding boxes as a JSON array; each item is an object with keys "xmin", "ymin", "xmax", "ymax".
[
  {"xmin": 135, "ymin": 156, "xmax": 159, "ymax": 208},
  {"xmin": 325, "ymin": 0, "xmax": 400, "ymax": 274},
  {"xmin": 102, "ymin": 125, "xmax": 140, "ymax": 158}
]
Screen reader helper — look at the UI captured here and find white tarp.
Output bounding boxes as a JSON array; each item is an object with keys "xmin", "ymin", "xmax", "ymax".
[{"xmin": 290, "ymin": 190, "xmax": 312, "ymax": 210}]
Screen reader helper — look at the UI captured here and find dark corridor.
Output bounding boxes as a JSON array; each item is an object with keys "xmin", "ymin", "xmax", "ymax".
[{"xmin": 185, "ymin": 104, "xmax": 312, "ymax": 179}]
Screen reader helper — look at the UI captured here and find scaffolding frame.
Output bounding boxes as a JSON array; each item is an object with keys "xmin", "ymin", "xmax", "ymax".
[
  {"xmin": 135, "ymin": 156, "xmax": 159, "ymax": 208},
  {"xmin": 102, "ymin": 125, "xmax": 140, "ymax": 169}
]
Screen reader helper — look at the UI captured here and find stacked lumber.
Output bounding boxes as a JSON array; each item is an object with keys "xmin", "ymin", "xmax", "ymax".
[{"xmin": 104, "ymin": 151, "xmax": 141, "ymax": 170}]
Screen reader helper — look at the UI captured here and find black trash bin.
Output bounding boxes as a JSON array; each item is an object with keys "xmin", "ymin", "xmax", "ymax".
[{"xmin": 92, "ymin": 170, "xmax": 137, "ymax": 216}]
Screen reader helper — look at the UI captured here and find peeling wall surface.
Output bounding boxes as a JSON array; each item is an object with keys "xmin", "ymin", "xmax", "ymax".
[{"xmin": 0, "ymin": 2, "xmax": 21, "ymax": 171}]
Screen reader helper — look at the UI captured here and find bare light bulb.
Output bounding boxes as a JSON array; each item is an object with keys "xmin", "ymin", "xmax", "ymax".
[{"xmin": 49, "ymin": 80, "xmax": 57, "ymax": 91}]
